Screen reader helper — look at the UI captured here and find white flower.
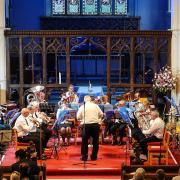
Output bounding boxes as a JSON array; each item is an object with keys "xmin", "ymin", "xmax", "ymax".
[{"xmin": 153, "ymin": 66, "xmax": 176, "ymax": 93}]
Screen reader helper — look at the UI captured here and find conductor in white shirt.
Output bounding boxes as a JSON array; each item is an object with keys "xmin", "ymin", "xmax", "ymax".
[
  {"xmin": 139, "ymin": 110, "xmax": 165, "ymax": 157},
  {"xmin": 77, "ymin": 95, "xmax": 103, "ymax": 161}
]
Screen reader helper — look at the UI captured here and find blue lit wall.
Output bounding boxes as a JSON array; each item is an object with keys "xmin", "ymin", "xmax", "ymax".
[
  {"xmin": 10, "ymin": 0, "xmax": 45, "ymax": 30},
  {"xmin": 9, "ymin": 0, "xmax": 170, "ymax": 30}
]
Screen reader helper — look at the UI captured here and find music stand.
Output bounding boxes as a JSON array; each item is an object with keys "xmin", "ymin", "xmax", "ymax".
[
  {"xmin": 51, "ymin": 110, "xmax": 69, "ymax": 159},
  {"xmin": 50, "ymin": 130, "xmax": 67, "ymax": 160},
  {"xmin": 0, "ymin": 130, "xmax": 12, "ymax": 160},
  {"xmin": 118, "ymin": 107, "xmax": 134, "ymax": 164},
  {"xmin": 0, "ymin": 130, "xmax": 12, "ymax": 179}
]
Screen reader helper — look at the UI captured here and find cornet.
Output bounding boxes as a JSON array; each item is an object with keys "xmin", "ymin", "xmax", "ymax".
[{"xmin": 28, "ymin": 115, "xmax": 40, "ymax": 127}]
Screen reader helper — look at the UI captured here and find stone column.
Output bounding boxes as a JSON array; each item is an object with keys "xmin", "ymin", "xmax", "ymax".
[
  {"xmin": 171, "ymin": 0, "xmax": 180, "ymax": 105},
  {"xmin": 0, "ymin": 0, "xmax": 6, "ymax": 104}
]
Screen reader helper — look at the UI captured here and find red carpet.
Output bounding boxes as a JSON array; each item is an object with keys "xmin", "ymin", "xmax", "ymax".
[{"xmin": 2, "ymin": 139, "xmax": 178, "ymax": 179}]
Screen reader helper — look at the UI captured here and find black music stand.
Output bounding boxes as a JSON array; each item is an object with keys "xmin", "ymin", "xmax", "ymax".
[
  {"xmin": 50, "ymin": 117, "xmax": 68, "ymax": 160},
  {"xmin": 73, "ymin": 102, "xmax": 96, "ymax": 168},
  {"xmin": 0, "ymin": 130, "xmax": 12, "ymax": 160},
  {"xmin": 50, "ymin": 130, "xmax": 67, "ymax": 160}
]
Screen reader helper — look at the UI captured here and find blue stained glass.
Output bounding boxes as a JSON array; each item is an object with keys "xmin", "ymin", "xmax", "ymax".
[
  {"xmin": 83, "ymin": 0, "xmax": 98, "ymax": 15},
  {"xmin": 100, "ymin": 0, "xmax": 112, "ymax": 15},
  {"xmin": 115, "ymin": 0, "xmax": 127, "ymax": 15},
  {"xmin": 52, "ymin": 0, "xmax": 65, "ymax": 15},
  {"xmin": 67, "ymin": 0, "xmax": 80, "ymax": 14}
]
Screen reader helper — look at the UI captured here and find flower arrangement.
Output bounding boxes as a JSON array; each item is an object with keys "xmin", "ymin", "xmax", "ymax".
[{"xmin": 153, "ymin": 66, "xmax": 176, "ymax": 94}]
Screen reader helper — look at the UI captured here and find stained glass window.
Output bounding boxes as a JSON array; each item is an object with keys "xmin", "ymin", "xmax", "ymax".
[
  {"xmin": 67, "ymin": 0, "xmax": 80, "ymax": 15},
  {"xmin": 51, "ymin": 0, "xmax": 128, "ymax": 15},
  {"xmin": 115, "ymin": 0, "xmax": 127, "ymax": 15},
  {"xmin": 100, "ymin": 0, "xmax": 112, "ymax": 15},
  {"xmin": 52, "ymin": 0, "xmax": 65, "ymax": 15},
  {"xmin": 82, "ymin": 0, "xmax": 98, "ymax": 15}
]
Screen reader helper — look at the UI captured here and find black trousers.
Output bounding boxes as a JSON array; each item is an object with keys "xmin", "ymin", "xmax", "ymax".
[
  {"xmin": 111, "ymin": 122, "xmax": 126, "ymax": 142},
  {"xmin": 38, "ymin": 126, "xmax": 52, "ymax": 147},
  {"xmin": 139, "ymin": 135, "xmax": 162, "ymax": 155},
  {"xmin": 18, "ymin": 132, "xmax": 45, "ymax": 157},
  {"xmin": 81, "ymin": 123, "xmax": 100, "ymax": 160}
]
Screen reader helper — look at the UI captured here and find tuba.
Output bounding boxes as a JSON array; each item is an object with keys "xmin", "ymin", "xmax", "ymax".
[
  {"xmin": 26, "ymin": 85, "xmax": 45, "ymax": 104},
  {"xmin": 27, "ymin": 93, "xmax": 36, "ymax": 104}
]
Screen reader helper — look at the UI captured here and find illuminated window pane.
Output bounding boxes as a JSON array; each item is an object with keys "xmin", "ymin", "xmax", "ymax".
[
  {"xmin": 67, "ymin": 0, "xmax": 80, "ymax": 14},
  {"xmin": 115, "ymin": 0, "xmax": 127, "ymax": 15},
  {"xmin": 82, "ymin": 0, "xmax": 98, "ymax": 15},
  {"xmin": 52, "ymin": 0, "xmax": 65, "ymax": 15},
  {"xmin": 100, "ymin": 0, "xmax": 112, "ymax": 15}
]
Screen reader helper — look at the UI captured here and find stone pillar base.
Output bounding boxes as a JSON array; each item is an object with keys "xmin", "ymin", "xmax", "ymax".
[{"xmin": 0, "ymin": 89, "xmax": 7, "ymax": 104}]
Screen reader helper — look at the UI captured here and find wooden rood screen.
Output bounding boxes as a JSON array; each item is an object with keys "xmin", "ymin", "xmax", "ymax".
[{"xmin": 5, "ymin": 30, "xmax": 172, "ymax": 106}]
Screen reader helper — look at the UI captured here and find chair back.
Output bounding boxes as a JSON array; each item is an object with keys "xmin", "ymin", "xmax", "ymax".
[
  {"xmin": 105, "ymin": 111, "xmax": 115, "ymax": 121},
  {"xmin": 12, "ymin": 129, "xmax": 29, "ymax": 150},
  {"xmin": 163, "ymin": 130, "xmax": 171, "ymax": 148}
]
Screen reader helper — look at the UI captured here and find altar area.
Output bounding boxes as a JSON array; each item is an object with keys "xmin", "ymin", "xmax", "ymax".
[{"xmin": 77, "ymin": 86, "xmax": 104, "ymax": 103}]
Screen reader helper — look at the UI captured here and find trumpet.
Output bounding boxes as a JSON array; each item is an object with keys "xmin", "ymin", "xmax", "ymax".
[
  {"xmin": 38, "ymin": 112, "xmax": 50, "ymax": 124},
  {"xmin": 28, "ymin": 115, "xmax": 40, "ymax": 127}
]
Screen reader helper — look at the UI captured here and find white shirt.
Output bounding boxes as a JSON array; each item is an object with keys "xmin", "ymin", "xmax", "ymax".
[
  {"xmin": 143, "ymin": 117, "xmax": 165, "ymax": 139},
  {"xmin": 27, "ymin": 114, "xmax": 37, "ymax": 132},
  {"xmin": 14, "ymin": 114, "xmax": 34, "ymax": 137},
  {"xmin": 65, "ymin": 91, "xmax": 79, "ymax": 103},
  {"xmin": 33, "ymin": 112, "xmax": 43, "ymax": 123},
  {"xmin": 77, "ymin": 101, "xmax": 103, "ymax": 125}
]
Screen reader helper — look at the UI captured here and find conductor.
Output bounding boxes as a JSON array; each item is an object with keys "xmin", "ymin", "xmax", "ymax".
[{"xmin": 77, "ymin": 95, "xmax": 103, "ymax": 161}]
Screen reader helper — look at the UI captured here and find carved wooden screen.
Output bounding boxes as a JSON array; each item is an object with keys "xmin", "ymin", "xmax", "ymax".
[
  {"xmin": 134, "ymin": 37, "xmax": 154, "ymax": 84},
  {"xmin": 9, "ymin": 38, "xmax": 19, "ymax": 84},
  {"xmin": 5, "ymin": 30, "xmax": 171, "ymax": 106},
  {"xmin": 69, "ymin": 36, "xmax": 107, "ymax": 85},
  {"xmin": 22, "ymin": 38, "xmax": 43, "ymax": 84},
  {"xmin": 110, "ymin": 37, "xmax": 131, "ymax": 84},
  {"xmin": 46, "ymin": 38, "xmax": 66, "ymax": 84}
]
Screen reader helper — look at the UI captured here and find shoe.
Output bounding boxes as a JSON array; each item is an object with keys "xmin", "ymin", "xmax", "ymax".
[
  {"xmin": 112, "ymin": 141, "xmax": 118, "ymax": 145},
  {"xmin": 80, "ymin": 157, "xmax": 87, "ymax": 161},
  {"xmin": 90, "ymin": 155, "xmax": 97, "ymax": 161}
]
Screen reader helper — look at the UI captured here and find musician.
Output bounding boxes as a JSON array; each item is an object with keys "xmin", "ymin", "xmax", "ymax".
[
  {"xmin": 64, "ymin": 84, "xmax": 79, "ymax": 104},
  {"xmin": 77, "ymin": 95, "xmax": 103, "ymax": 161},
  {"xmin": 14, "ymin": 108, "xmax": 45, "ymax": 158},
  {"xmin": 134, "ymin": 102, "xmax": 151, "ymax": 131},
  {"xmin": 139, "ymin": 110, "xmax": 165, "ymax": 157},
  {"xmin": 111, "ymin": 100, "xmax": 130, "ymax": 145},
  {"xmin": 27, "ymin": 105, "xmax": 50, "ymax": 148},
  {"xmin": 30, "ymin": 101, "xmax": 52, "ymax": 147},
  {"xmin": 101, "ymin": 95, "xmax": 114, "ymax": 138},
  {"xmin": 101, "ymin": 95, "xmax": 109, "ymax": 105},
  {"xmin": 56, "ymin": 98, "xmax": 73, "ymax": 146}
]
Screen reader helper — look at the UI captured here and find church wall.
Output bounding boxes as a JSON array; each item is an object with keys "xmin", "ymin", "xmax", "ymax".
[
  {"xmin": 9, "ymin": 0, "xmax": 170, "ymax": 30},
  {"xmin": 10, "ymin": 0, "xmax": 45, "ymax": 30},
  {"xmin": 134, "ymin": 0, "xmax": 170, "ymax": 30}
]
